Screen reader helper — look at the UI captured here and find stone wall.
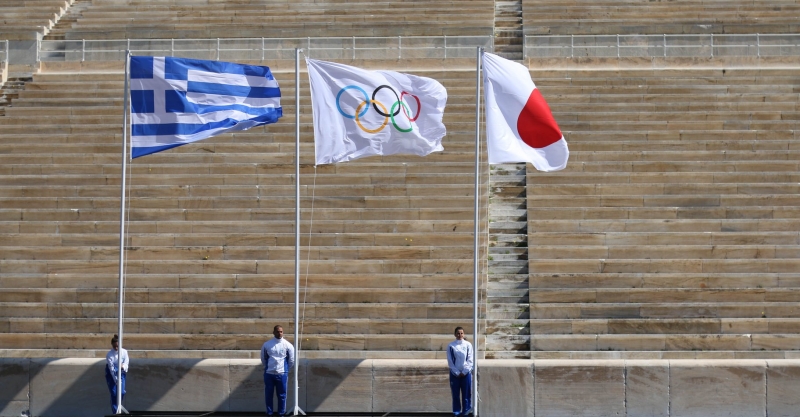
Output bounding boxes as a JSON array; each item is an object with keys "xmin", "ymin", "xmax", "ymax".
[{"xmin": 1, "ymin": 358, "xmax": 799, "ymax": 416}]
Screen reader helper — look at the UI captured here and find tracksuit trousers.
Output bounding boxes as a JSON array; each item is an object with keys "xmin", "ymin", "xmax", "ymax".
[
  {"xmin": 104, "ymin": 367, "xmax": 126, "ymax": 414},
  {"xmin": 264, "ymin": 371, "xmax": 288, "ymax": 415},
  {"xmin": 449, "ymin": 372, "xmax": 472, "ymax": 415}
]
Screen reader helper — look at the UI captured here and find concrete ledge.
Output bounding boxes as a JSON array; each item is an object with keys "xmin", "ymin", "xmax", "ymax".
[
  {"xmin": 535, "ymin": 360, "xmax": 625, "ymax": 417},
  {"xmin": 525, "ymin": 55, "xmax": 800, "ymax": 70},
  {"xmin": 669, "ymin": 360, "xmax": 766, "ymax": 417},
  {"xmin": 36, "ymin": 56, "xmax": 800, "ymax": 76},
  {"xmin": 38, "ymin": 58, "xmax": 478, "ymax": 74},
  {"xmin": 2, "ymin": 358, "xmax": 800, "ymax": 416}
]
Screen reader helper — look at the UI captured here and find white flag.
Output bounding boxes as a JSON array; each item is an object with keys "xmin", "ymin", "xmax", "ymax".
[
  {"xmin": 483, "ymin": 52, "xmax": 568, "ymax": 171},
  {"xmin": 306, "ymin": 59, "xmax": 447, "ymax": 165}
]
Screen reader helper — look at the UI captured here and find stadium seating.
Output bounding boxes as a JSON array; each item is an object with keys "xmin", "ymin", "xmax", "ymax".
[
  {"xmin": 0, "ymin": 0, "xmax": 74, "ymax": 40},
  {"xmin": 522, "ymin": 67, "xmax": 800, "ymax": 358},
  {"xmin": 0, "ymin": 67, "xmax": 485, "ymax": 358},
  {"xmin": 45, "ymin": 0, "xmax": 495, "ymax": 40},
  {"xmin": 523, "ymin": 0, "xmax": 800, "ymax": 35},
  {"xmin": 1, "ymin": 0, "xmax": 800, "ymax": 364}
]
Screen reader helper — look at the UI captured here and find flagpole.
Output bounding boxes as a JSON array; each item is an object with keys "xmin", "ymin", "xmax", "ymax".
[
  {"xmin": 293, "ymin": 47, "xmax": 306, "ymax": 417},
  {"xmin": 472, "ymin": 46, "xmax": 482, "ymax": 417},
  {"xmin": 116, "ymin": 50, "xmax": 131, "ymax": 415}
]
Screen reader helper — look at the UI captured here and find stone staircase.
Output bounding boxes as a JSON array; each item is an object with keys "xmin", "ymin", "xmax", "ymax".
[
  {"xmin": 50, "ymin": 0, "xmax": 495, "ymax": 40},
  {"xmin": 526, "ymin": 67, "xmax": 800, "ymax": 359},
  {"xmin": 522, "ymin": 0, "xmax": 800, "ymax": 36},
  {"xmin": 485, "ymin": 163, "xmax": 530, "ymax": 358},
  {"xmin": 0, "ymin": 70, "xmax": 33, "ymax": 117},
  {"xmin": 43, "ymin": 0, "xmax": 93, "ymax": 40},
  {"xmin": 0, "ymin": 67, "xmax": 486, "ymax": 359},
  {"xmin": 493, "ymin": 0, "xmax": 524, "ymax": 60},
  {"xmin": 0, "ymin": 0, "xmax": 75, "ymax": 41},
  {"xmin": 2, "ymin": 0, "xmax": 800, "ymax": 363}
]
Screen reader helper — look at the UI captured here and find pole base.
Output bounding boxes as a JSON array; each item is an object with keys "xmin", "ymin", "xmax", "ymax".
[{"xmin": 291, "ymin": 405, "xmax": 306, "ymax": 416}]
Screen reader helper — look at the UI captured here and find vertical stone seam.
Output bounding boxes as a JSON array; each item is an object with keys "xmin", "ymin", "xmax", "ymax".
[
  {"xmin": 492, "ymin": 0, "xmax": 497, "ymax": 34},
  {"xmin": 27, "ymin": 358, "xmax": 32, "ymax": 417},
  {"xmin": 622, "ymin": 361, "xmax": 627, "ymax": 417},
  {"xmin": 225, "ymin": 360, "xmax": 232, "ymax": 412},
  {"xmin": 764, "ymin": 360, "xmax": 768, "ymax": 417},
  {"xmin": 667, "ymin": 361, "xmax": 671, "ymax": 417},
  {"xmin": 370, "ymin": 360, "xmax": 375, "ymax": 413},
  {"xmin": 530, "ymin": 362, "xmax": 535, "ymax": 417}
]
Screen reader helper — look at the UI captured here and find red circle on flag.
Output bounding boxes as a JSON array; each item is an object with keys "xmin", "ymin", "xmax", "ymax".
[{"xmin": 516, "ymin": 89, "xmax": 562, "ymax": 149}]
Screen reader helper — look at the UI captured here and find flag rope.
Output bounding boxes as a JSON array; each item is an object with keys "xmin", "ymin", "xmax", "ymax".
[
  {"xmin": 121, "ymin": 131, "xmax": 134, "ymax": 329},
  {"xmin": 299, "ymin": 165, "xmax": 318, "ymax": 353},
  {"xmin": 115, "ymin": 127, "xmax": 134, "ymax": 414}
]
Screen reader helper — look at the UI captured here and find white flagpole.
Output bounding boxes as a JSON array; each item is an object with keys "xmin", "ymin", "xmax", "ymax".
[
  {"xmin": 116, "ymin": 50, "xmax": 131, "ymax": 415},
  {"xmin": 472, "ymin": 46, "xmax": 482, "ymax": 417},
  {"xmin": 293, "ymin": 47, "xmax": 305, "ymax": 416}
]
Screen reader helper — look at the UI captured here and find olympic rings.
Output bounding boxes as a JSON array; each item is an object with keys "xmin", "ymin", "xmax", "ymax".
[
  {"xmin": 390, "ymin": 101, "xmax": 413, "ymax": 133},
  {"xmin": 336, "ymin": 84, "xmax": 422, "ymax": 134},
  {"xmin": 372, "ymin": 85, "xmax": 400, "ymax": 117},
  {"xmin": 399, "ymin": 91, "xmax": 421, "ymax": 122},
  {"xmin": 355, "ymin": 100, "xmax": 389, "ymax": 134},
  {"xmin": 336, "ymin": 85, "xmax": 370, "ymax": 119}
]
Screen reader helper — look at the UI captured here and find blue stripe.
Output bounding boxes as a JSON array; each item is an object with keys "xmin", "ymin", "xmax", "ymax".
[
  {"xmin": 130, "ymin": 90, "xmax": 155, "ymax": 113},
  {"xmin": 162, "ymin": 90, "xmax": 281, "ymax": 116},
  {"xmin": 131, "ymin": 108, "xmax": 282, "ymax": 137},
  {"xmin": 187, "ymin": 81, "xmax": 281, "ymax": 99},
  {"xmin": 130, "ymin": 56, "xmax": 153, "ymax": 79},
  {"xmin": 165, "ymin": 56, "xmax": 275, "ymax": 80},
  {"xmin": 132, "ymin": 143, "xmax": 184, "ymax": 158}
]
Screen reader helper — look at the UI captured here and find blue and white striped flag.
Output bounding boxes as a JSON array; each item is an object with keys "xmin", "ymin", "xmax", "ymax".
[{"xmin": 129, "ymin": 56, "xmax": 282, "ymax": 158}]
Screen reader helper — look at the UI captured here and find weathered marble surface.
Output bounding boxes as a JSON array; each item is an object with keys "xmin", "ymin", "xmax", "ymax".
[{"xmin": 2, "ymin": 358, "xmax": 799, "ymax": 416}]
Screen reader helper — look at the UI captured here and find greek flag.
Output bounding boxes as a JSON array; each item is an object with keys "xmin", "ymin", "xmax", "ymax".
[{"xmin": 129, "ymin": 56, "xmax": 282, "ymax": 158}]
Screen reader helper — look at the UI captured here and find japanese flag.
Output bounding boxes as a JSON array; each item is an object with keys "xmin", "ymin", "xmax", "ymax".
[{"xmin": 482, "ymin": 52, "xmax": 568, "ymax": 171}]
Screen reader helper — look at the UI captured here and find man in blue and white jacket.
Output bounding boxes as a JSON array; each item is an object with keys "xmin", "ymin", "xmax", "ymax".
[
  {"xmin": 447, "ymin": 326, "xmax": 473, "ymax": 416},
  {"xmin": 260, "ymin": 325, "xmax": 295, "ymax": 415}
]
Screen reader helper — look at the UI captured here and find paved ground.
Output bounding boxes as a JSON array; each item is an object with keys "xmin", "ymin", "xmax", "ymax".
[{"xmin": 113, "ymin": 412, "xmax": 458, "ymax": 417}]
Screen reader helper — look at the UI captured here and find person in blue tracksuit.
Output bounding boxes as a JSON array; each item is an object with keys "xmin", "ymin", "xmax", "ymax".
[
  {"xmin": 260, "ymin": 325, "xmax": 295, "ymax": 416},
  {"xmin": 447, "ymin": 326, "xmax": 474, "ymax": 416},
  {"xmin": 105, "ymin": 334, "xmax": 129, "ymax": 414}
]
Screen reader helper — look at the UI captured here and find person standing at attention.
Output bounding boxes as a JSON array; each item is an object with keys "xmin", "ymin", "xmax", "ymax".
[
  {"xmin": 261, "ymin": 325, "xmax": 295, "ymax": 416},
  {"xmin": 447, "ymin": 326, "xmax": 473, "ymax": 416},
  {"xmin": 105, "ymin": 334, "xmax": 129, "ymax": 414}
]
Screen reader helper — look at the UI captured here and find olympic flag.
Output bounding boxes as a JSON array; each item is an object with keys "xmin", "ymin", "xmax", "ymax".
[
  {"xmin": 306, "ymin": 59, "xmax": 447, "ymax": 165},
  {"xmin": 129, "ymin": 56, "xmax": 282, "ymax": 158},
  {"xmin": 482, "ymin": 52, "xmax": 568, "ymax": 171}
]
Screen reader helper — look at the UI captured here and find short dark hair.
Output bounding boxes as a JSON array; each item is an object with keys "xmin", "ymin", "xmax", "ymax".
[
  {"xmin": 454, "ymin": 326, "xmax": 464, "ymax": 334},
  {"xmin": 111, "ymin": 334, "xmax": 119, "ymax": 343},
  {"xmin": 274, "ymin": 325, "xmax": 283, "ymax": 332}
]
